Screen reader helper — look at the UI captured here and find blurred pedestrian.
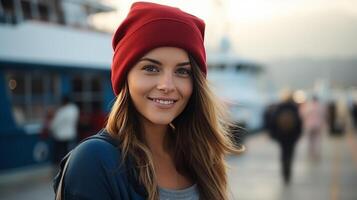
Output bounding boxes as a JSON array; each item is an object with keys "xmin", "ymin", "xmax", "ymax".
[
  {"xmin": 352, "ymin": 100, "xmax": 357, "ymax": 129},
  {"xmin": 300, "ymin": 95, "xmax": 326, "ymax": 160},
  {"xmin": 268, "ymin": 93, "xmax": 302, "ymax": 185},
  {"xmin": 50, "ymin": 96, "xmax": 79, "ymax": 167},
  {"xmin": 54, "ymin": 2, "xmax": 243, "ymax": 200},
  {"xmin": 327, "ymin": 100, "xmax": 337, "ymax": 134},
  {"xmin": 335, "ymin": 98, "xmax": 350, "ymax": 135}
]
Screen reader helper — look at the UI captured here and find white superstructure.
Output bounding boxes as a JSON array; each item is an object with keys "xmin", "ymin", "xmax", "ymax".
[{"xmin": 0, "ymin": 0, "xmax": 114, "ymax": 68}]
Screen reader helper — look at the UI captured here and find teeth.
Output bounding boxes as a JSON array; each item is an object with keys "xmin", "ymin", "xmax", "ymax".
[{"xmin": 153, "ymin": 99, "xmax": 174, "ymax": 105}]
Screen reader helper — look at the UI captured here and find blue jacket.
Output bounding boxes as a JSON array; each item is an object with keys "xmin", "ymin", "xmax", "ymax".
[{"xmin": 53, "ymin": 130, "xmax": 147, "ymax": 199}]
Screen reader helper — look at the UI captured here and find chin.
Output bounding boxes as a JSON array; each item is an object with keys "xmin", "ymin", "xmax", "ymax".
[
  {"xmin": 147, "ymin": 117, "xmax": 173, "ymax": 126},
  {"xmin": 143, "ymin": 113, "xmax": 176, "ymax": 126}
]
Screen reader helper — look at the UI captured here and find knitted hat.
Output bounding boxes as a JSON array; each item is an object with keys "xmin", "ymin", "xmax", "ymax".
[{"xmin": 111, "ymin": 2, "xmax": 207, "ymax": 95}]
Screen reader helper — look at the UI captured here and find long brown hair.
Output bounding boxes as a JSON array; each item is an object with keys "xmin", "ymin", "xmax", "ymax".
[{"xmin": 106, "ymin": 55, "xmax": 244, "ymax": 200}]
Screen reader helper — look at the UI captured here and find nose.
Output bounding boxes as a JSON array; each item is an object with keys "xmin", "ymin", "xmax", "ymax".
[{"xmin": 156, "ymin": 71, "xmax": 175, "ymax": 93}]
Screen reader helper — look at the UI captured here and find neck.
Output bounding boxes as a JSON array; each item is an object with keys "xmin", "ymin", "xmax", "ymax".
[{"xmin": 140, "ymin": 118, "xmax": 170, "ymax": 155}]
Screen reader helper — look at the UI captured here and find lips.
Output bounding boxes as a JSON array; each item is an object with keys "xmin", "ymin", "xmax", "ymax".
[{"xmin": 147, "ymin": 97, "xmax": 178, "ymax": 105}]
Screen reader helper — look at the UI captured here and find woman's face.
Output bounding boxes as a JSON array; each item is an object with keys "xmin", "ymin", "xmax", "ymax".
[{"xmin": 127, "ymin": 47, "xmax": 193, "ymax": 126}]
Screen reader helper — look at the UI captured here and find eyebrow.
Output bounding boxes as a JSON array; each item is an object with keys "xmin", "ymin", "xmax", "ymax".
[{"xmin": 139, "ymin": 58, "xmax": 191, "ymax": 67}]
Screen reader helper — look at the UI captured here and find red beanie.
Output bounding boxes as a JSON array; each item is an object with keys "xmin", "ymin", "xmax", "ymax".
[{"xmin": 111, "ymin": 2, "xmax": 207, "ymax": 95}]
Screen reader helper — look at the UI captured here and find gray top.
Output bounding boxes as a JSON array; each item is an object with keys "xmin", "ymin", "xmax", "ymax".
[{"xmin": 159, "ymin": 184, "xmax": 200, "ymax": 200}]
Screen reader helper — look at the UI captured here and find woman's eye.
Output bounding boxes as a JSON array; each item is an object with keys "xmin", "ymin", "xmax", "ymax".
[
  {"xmin": 176, "ymin": 68, "xmax": 191, "ymax": 76},
  {"xmin": 142, "ymin": 65, "xmax": 159, "ymax": 73}
]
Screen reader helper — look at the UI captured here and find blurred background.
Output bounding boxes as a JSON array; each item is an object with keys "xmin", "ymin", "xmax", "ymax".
[{"xmin": 1, "ymin": 0, "xmax": 357, "ymax": 199}]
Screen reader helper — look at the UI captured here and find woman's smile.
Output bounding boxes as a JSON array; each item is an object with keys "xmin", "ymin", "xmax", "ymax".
[{"xmin": 148, "ymin": 97, "xmax": 178, "ymax": 108}]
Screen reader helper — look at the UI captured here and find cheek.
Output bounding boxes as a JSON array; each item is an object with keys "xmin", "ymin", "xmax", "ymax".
[
  {"xmin": 129, "ymin": 81, "xmax": 145, "ymax": 97},
  {"xmin": 178, "ymin": 79, "xmax": 193, "ymax": 100},
  {"xmin": 127, "ymin": 73, "xmax": 150, "ymax": 110},
  {"xmin": 128, "ymin": 74, "xmax": 153, "ymax": 96}
]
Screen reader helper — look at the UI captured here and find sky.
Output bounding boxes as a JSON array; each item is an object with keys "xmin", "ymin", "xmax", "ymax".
[{"xmin": 90, "ymin": 0, "xmax": 357, "ymax": 62}]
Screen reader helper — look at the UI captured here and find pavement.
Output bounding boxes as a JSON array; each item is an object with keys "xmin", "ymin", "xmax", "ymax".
[
  {"xmin": 227, "ymin": 130, "xmax": 357, "ymax": 200},
  {"xmin": 1, "ymin": 130, "xmax": 357, "ymax": 200}
]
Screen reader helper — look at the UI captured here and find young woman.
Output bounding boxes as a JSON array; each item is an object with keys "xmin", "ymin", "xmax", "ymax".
[{"xmin": 55, "ymin": 2, "xmax": 243, "ymax": 200}]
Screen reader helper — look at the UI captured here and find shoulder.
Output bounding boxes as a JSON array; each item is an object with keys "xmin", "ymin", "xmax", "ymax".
[
  {"xmin": 66, "ymin": 104, "xmax": 79, "ymax": 113},
  {"xmin": 63, "ymin": 138, "xmax": 128, "ymax": 199},
  {"xmin": 68, "ymin": 137, "xmax": 124, "ymax": 172}
]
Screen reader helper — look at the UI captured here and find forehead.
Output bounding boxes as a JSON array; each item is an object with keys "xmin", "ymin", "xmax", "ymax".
[{"xmin": 141, "ymin": 47, "xmax": 189, "ymax": 63}]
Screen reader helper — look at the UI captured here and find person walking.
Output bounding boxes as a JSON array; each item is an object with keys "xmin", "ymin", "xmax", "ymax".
[
  {"xmin": 301, "ymin": 96, "xmax": 326, "ymax": 160},
  {"xmin": 50, "ymin": 96, "xmax": 79, "ymax": 167},
  {"xmin": 268, "ymin": 93, "xmax": 302, "ymax": 185},
  {"xmin": 54, "ymin": 2, "xmax": 243, "ymax": 200},
  {"xmin": 352, "ymin": 100, "xmax": 357, "ymax": 130}
]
